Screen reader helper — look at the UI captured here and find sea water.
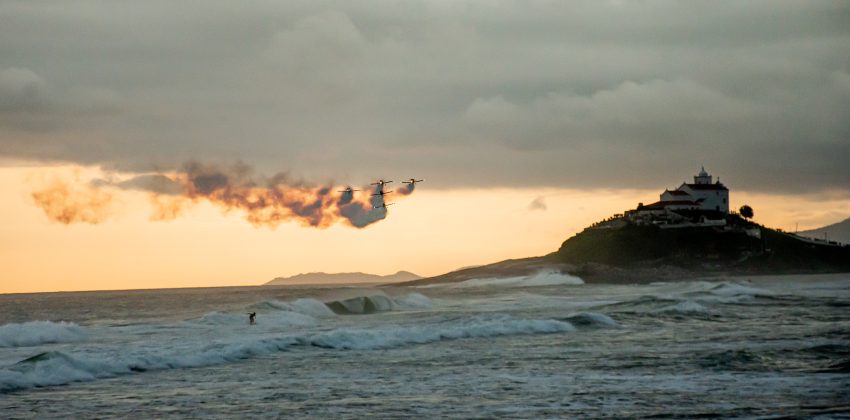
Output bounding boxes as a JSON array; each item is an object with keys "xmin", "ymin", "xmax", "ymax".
[{"xmin": 1, "ymin": 274, "xmax": 848, "ymax": 418}]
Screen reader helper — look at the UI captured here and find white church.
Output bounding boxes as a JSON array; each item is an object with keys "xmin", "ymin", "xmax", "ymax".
[{"xmin": 643, "ymin": 167, "xmax": 730, "ymax": 213}]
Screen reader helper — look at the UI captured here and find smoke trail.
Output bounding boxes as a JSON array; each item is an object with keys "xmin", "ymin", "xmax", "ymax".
[
  {"xmin": 31, "ymin": 176, "xmax": 114, "ymax": 224},
  {"xmin": 30, "ymin": 162, "xmax": 410, "ymax": 229},
  {"xmin": 338, "ymin": 185, "xmax": 388, "ymax": 228},
  {"xmin": 149, "ymin": 194, "xmax": 190, "ymax": 221},
  {"xmin": 397, "ymin": 182, "xmax": 416, "ymax": 196}
]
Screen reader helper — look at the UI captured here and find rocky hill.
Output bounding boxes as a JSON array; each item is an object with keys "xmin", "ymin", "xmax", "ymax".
[
  {"xmin": 798, "ymin": 217, "xmax": 850, "ymax": 244},
  {"xmin": 402, "ymin": 214, "xmax": 850, "ymax": 286}
]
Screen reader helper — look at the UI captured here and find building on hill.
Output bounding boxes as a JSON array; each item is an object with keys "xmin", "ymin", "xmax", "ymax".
[
  {"xmin": 652, "ymin": 166, "xmax": 729, "ymax": 213},
  {"xmin": 624, "ymin": 167, "xmax": 730, "ymax": 228}
]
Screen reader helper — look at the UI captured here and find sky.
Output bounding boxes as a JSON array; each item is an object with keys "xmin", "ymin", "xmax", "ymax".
[{"xmin": 1, "ymin": 1, "xmax": 849, "ymax": 293}]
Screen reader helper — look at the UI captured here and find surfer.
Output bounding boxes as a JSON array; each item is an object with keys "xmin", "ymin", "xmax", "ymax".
[{"xmin": 248, "ymin": 312, "xmax": 256, "ymax": 325}]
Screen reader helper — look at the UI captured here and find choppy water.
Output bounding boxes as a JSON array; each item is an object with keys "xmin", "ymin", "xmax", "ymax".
[{"xmin": 1, "ymin": 273, "xmax": 849, "ymax": 418}]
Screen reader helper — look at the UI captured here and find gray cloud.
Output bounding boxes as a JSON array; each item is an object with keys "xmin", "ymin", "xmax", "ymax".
[
  {"xmin": 0, "ymin": 67, "xmax": 46, "ymax": 112},
  {"xmin": 0, "ymin": 1, "xmax": 848, "ymax": 194},
  {"xmin": 115, "ymin": 174, "xmax": 183, "ymax": 195}
]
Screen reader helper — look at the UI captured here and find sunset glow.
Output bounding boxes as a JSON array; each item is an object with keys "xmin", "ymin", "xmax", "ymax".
[{"xmin": 2, "ymin": 164, "xmax": 846, "ymax": 294}]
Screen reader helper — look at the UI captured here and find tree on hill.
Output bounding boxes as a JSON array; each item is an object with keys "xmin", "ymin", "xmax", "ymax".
[{"xmin": 739, "ymin": 205, "xmax": 754, "ymax": 220}]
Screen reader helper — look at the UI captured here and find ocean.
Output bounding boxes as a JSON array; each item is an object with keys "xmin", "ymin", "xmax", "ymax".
[{"xmin": 1, "ymin": 273, "xmax": 849, "ymax": 418}]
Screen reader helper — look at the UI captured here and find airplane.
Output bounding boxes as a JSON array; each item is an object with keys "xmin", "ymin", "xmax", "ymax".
[
  {"xmin": 337, "ymin": 187, "xmax": 360, "ymax": 193},
  {"xmin": 371, "ymin": 189, "xmax": 393, "ymax": 197},
  {"xmin": 402, "ymin": 178, "xmax": 424, "ymax": 185},
  {"xmin": 373, "ymin": 202, "xmax": 395, "ymax": 209},
  {"xmin": 370, "ymin": 179, "xmax": 393, "ymax": 187}
]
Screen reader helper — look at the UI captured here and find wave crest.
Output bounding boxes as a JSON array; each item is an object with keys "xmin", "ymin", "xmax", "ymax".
[
  {"xmin": 324, "ymin": 293, "xmax": 433, "ymax": 315},
  {"xmin": 308, "ymin": 315, "xmax": 574, "ymax": 350},
  {"xmin": 0, "ymin": 321, "xmax": 87, "ymax": 348},
  {"xmin": 561, "ymin": 312, "xmax": 619, "ymax": 328},
  {"xmin": 450, "ymin": 270, "xmax": 584, "ymax": 289},
  {"xmin": 0, "ymin": 314, "xmax": 571, "ymax": 393}
]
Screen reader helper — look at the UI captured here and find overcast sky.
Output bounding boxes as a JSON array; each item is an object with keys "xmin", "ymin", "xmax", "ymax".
[{"xmin": 1, "ymin": 0, "xmax": 849, "ymax": 194}]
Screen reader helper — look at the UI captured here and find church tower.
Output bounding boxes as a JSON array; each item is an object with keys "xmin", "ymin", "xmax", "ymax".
[{"xmin": 694, "ymin": 166, "xmax": 713, "ymax": 184}]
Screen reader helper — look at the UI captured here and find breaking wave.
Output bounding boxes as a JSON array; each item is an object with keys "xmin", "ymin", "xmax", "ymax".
[
  {"xmin": 603, "ymin": 281, "xmax": 780, "ymax": 316},
  {"xmin": 191, "ymin": 293, "xmax": 433, "ymax": 326},
  {"xmin": 0, "ymin": 314, "xmax": 572, "ymax": 393},
  {"xmin": 393, "ymin": 292, "xmax": 433, "ymax": 309},
  {"xmin": 451, "ymin": 271, "xmax": 584, "ymax": 289},
  {"xmin": 307, "ymin": 315, "xmax": 574, "ymax": 350},
  {"xmin": 0, "ymin": 321, "xmax": 88, "ymax": 348},
  {"xmin": 560, "ymin": 312, "xmax": 619, "ymax": 328},
  {"xmin": 0, "ymin": 336, "xmax": 301, "ymax": 392},
  {"xmin": 248, "ymin": 298, "xmax": 337, "ymax": 318},
  {"xmin": 325, "ymin": 295, "xmax": 395, "ymax": 315},
  {"xmin": 324, "ymin": 293, "xmax": 433, "ymax": 315},
  {"xmin": 685, "ymin": 282, "xmax": 775, "ymax": 304}
]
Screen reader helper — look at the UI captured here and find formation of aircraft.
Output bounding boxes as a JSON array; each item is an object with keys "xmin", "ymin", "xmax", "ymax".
[{"xmin": 341, "ymin": 178, "xmax": 422, "ymax": 211}]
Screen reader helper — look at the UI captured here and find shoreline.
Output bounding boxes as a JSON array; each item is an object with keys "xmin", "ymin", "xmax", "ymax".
[{"xmin": 396, "ymin": 257, "xmax": 850, "ymax": 287}]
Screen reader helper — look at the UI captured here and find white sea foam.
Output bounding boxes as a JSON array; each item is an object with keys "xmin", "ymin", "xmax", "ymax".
[
  {"xmin": 0, "ymin": 321, "xmax": 88, "ymax": 348},
  {"xmin": 289, "ymin": 298, "xmax": 337, "ymax": 317},
  {"xmin": 0, "ymin": 336, "xmax": 300, "ymax": 392},
  {"xmin": 690, "ymin": 282, "xmax": 775, "ymax": 304},
  {"xmin": 392, "ymin": 293, "xmax": 433, "ymax": 309},
  {"xmin": 250, "ymin": 298, "xmax": 337, "ymax": 318},
  {"xmin": 0, "ymin": 315, "xmax": 574, "ymax": 392},
  {"xmin": 306, "ymin": 316, "xmax": 575, "ymax": 350},
  {"xmin": 453, "ymin": 271, "xmax": 584, "ymax": 288}
]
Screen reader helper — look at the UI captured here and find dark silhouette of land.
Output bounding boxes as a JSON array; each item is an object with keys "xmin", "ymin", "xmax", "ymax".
[
  {"xmin": 402, "ymin": 213, "xmax": 850, "ymax": 286},
  {"xmin": 267, "ymin": 271, "xmax": 420, "ymax": 286}
]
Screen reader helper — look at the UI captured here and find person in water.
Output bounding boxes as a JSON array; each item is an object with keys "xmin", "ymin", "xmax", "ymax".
[{"xmin": 248, "ymin": 312, "xmax": 256, "ymax": 325}]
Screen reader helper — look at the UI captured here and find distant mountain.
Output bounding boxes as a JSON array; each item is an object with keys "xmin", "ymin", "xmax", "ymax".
[
  {"xmin": 265, "ymin": 271, "xmax": 421, "ymax": 286},
  {"xmin": 798, "ymin": 217, "xmax": 850, "ymax": 244}
]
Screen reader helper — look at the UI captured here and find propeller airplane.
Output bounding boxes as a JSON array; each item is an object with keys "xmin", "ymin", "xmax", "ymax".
[{"xmin": 370, "ymin": 179, "xmax": 393, "ymax": 187}]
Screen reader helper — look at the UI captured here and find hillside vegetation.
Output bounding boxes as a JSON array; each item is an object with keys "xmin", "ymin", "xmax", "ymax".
[{"xmin": 551, "ymin": 215, "xmax": 850, "ymax": 275}]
